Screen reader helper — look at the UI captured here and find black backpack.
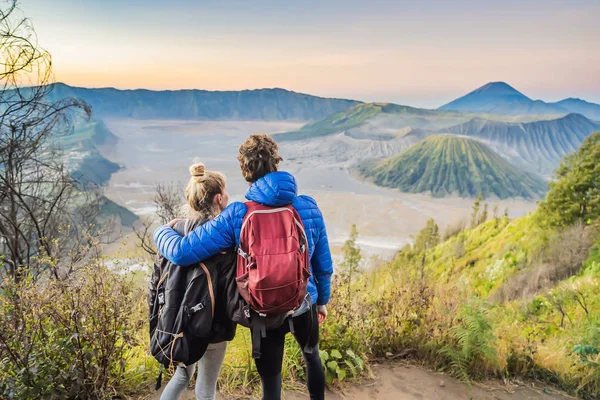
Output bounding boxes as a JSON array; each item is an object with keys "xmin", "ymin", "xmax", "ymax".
[{"xmin": 148, "ymin": 219, "xmax": 236, "ymax": 368}]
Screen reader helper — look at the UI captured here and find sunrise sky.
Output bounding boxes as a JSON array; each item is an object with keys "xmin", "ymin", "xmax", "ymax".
[{"xmin": 22, "ymin": 0, "xmax": 600, "ymax": 108}]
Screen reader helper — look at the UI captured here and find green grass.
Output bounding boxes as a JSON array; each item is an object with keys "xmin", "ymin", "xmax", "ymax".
[{"xmin": 352, "ymin": 213, "xmax": 600, "ymax": 397}]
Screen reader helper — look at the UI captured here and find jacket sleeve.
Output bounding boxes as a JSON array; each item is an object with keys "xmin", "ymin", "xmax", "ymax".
[
  {"xmin": 153, "ymin": 203, "xmax": 243, "ymax": 266},
  {"xmin": 311, "ymin": 208, "xmax": 334, "ymax": 305}
]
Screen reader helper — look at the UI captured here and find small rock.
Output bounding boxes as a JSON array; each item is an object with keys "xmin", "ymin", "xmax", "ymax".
[{"xmin": 440, "ymin": 380, "xmax": 445, "ymax": 387}]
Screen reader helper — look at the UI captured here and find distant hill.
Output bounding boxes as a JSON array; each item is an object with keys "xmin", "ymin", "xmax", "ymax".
[
  {"xmin": 61, "ymin": 120, "xmax": 121, "ymax": 187},
  {"xmin": 276, "ymin": 102, "xmax": 474, "ymax": 141},
  {"xmin": 443, "ymin": 113, "xmax": 600, "ymax": 176},
  {"xmin": 439, "ymin": 82, "xmax": 565, "ymax": 115},
  {"xmin": 439, "ymin": 82, "xmax": 600, "ymax": 120},
  {"xmin": 552, "ymin": 98, "xmax": 600, "ymax": 121},
  {"xmin": 58, "ymin": 120, "xmax": 138, "ymax": 226},
  {"xmin": 358, "ymin": 135, "xmax": 547, "ymax": 199},
  {"xmin": 46, "ymin": 83, "xmax": 359, "ymax": 121},
  {"xmin": 275, "ymin": 99, "xmax": 560, "ymax": 142}
]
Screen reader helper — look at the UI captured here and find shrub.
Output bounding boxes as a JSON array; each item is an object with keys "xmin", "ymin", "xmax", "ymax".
[
  {"xmin": 494, "ymin": 224, "xmax": 597, "ymax": 302},
  {"xmin": 439, "ymin": 299, "xmax": 499, "ymax": 381},
  {"xmin": 536, "ymin": 131, "xmax": 600, "ymax": 228},
  {"xmin": 0, "ymin": 261, "xmax": 151, "ymax": 399}
]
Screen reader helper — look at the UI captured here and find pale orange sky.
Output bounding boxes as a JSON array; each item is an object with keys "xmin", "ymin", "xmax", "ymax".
[{"xmin": 23, "ymin": 0, "xmax": 600, "ymax": 108}]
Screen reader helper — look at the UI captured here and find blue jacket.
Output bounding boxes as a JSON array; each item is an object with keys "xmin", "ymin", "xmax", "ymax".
[{"xmin": 153, "ymin": 171, "xmax": 333, "ymax": 306}]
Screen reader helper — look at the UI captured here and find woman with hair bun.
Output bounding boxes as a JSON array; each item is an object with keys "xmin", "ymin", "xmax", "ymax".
[
  {"xmin": 156, "ymin": 134, "xmax": 333, "ymax": 400},
  {"xmin": 159, "ymin": 161, "xmax": 233, "ymax": 400}
]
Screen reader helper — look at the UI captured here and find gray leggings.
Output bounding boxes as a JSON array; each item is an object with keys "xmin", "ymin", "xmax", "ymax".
[{"xmin": 160, "ymin": 342, "xmax": 227, "ymax": 400}]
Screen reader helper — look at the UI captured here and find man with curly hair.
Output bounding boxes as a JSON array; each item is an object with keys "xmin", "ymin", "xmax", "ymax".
[{"xmin": 154, "ymin": 134, "xmax": 332, "ymax": 400}]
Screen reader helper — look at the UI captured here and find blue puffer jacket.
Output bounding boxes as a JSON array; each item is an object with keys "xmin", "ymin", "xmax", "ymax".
[{"xmin": 153, "ymin": 171, "xmax": 333, "ymax": 306}]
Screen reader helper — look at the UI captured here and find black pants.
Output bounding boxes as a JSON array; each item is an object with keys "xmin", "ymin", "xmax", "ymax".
[{"xmin": 253, "ymin": 305, "xmax": 325, "ymax": 400}]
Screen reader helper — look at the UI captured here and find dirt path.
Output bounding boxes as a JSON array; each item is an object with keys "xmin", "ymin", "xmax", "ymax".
[
  {"xmin": 153, "ymin": 363, "xmax": 574, "ymax": 400},
  {"xmin": 285, "ymin": 364, "xmax": 573, "ymax": 400}
]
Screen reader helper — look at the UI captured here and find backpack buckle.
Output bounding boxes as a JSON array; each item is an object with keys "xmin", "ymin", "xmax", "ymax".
[
  {"xmin": 237, "ymin": 247, "xmax": 251, "ymax": 261},
  {"xmin": 189, "ymin": 302, "xmax": 204, "ymax": 313}
]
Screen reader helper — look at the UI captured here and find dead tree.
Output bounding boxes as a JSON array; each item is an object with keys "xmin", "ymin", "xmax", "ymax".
[
  {"xmin": 0, "ymin": 0, "xmax": 93, "ymax": 282},
  {"xmin": 133, "ymin": 182, "xmax": 184, "ymax": 257}
]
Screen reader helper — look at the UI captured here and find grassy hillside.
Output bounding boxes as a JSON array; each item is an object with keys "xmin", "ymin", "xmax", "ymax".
[
  {"xmin": 326, "ymin": 213, "xmax": 600, "ymax": 398},
  {"xmin": 276, "ymin": 103, "xmax": 385, "ymax": 140},
  {"xmin": 45, "ymin": 83, "xmax": 359, "ymax": 121},
  {"xmin": 325, "ymin": 134, "xmax": 600, "ymax": 398},
  {"xmin": 359, "ymin": 135, "xmax": 547, "ymax": 199}
]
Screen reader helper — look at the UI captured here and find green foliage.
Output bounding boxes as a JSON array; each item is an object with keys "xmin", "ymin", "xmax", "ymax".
[
  {"xmin": 479, "ymin": 203, "xmax": 489, "ymax": 226},
  {"xmin": 315, "ymin": 213, "xmax": 600, "ymax": 398},
  {"xmin": 359, "ymin": 135, "xmax": 547, "ymax": 199},
  {"xmin": 537, "ymin": 131, "xmax": 600, "ymax": 228},
  {"xmin": 338, "ymin": 224, "xmax": 362, "ymax": 305},
  {"xmin": 320, "ymin": 349, "xmax": 364, "ymax": 384},
  {"xmin": 0, "ymin": 263, "xmax": 152, "ymax": 399},
  {"xmin": 572, "ymin": 321, "xmax": 600, "ymax": 395},
  {"xmin": 440, "ymin": 300, "xmax": 498, "ymax": 381},
  {"xmin": 414, "ymin": 219, "xmax": 440, "ymax": 252},
  {"xmin": 340, "ymin": 224, "xmax": 361, "ymax": 275},
  {"xmin": 471, "ymin": 195, "xmax": 482, "ymax": 228}
]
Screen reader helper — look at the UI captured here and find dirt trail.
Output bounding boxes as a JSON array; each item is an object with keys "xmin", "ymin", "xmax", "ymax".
[
  {"xmin": 154, "ymin": 363, "xmax": 574, "ymax": 400},
  {"xmin": 284, "ymin": 364, "xmax": 573, "ymax": 400}
]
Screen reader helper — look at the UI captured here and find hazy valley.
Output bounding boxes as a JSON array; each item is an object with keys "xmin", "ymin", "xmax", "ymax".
[
  {"xmin": 98, "ymin": 119, "xmax": 536, "ymax": 260},
  {"xmin": 59, "ymin": 81, "xmax": 600, "ymax": 259}
]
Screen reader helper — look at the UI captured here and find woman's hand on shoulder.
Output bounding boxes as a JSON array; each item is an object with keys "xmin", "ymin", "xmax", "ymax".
[{"xmin": 167, "ymin": 218, "xmax": 184, "ymax": 228}]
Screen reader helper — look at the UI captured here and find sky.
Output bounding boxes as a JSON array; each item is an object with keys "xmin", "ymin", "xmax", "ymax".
[{"xmin": 21, "ymin": 0, "xmax": 600, "ymax": 108}]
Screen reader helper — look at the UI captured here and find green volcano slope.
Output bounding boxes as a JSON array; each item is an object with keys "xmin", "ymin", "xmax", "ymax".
[
  {"xmin": 274, "ymin": 102, "xmax": 461, "ymax": 141},
  {"xmin": 359, "ymin": 135, "xmax": 547, "ymax": 199}
]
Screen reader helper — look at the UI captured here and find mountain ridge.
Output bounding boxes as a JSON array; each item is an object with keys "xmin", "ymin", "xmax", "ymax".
[
  {"xmin": 46, "ymin": 83, "xmax": 360, "ymax": 121},
  {"xmin": 468, "ymin": 81, "xmax": 531, "ymax": 99},
  {"xmin": 440, "ymin": 82, "xmax": 600, "ymax": 120},
  {"xmin": 275, "ymin": 102, "xmax": 472, "ymax": 141},
  {"xmin": 358, "ymin": 135, "xmax": 548, "ymax": 199},
  {"xmin": 442, "ymin": 113, "xmax": 600, "ymax": 176}
]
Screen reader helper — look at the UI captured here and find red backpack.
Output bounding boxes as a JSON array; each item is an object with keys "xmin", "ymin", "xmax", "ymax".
[{"xmin": 235, "ymin": 201, "xmax": 312, "ymax": 358}]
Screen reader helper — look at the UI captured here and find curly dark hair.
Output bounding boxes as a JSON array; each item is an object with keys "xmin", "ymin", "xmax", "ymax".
[{"xmin": 237, "ymin": 134, "xmax": 283, "ymax": 182}]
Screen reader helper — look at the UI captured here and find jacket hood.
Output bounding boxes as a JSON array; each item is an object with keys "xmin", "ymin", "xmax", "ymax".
[{"xmin": 245, "ymin": 171, "xmax": 297, "ymax": 206}]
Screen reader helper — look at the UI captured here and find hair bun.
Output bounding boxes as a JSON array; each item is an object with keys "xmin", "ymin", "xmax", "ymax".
[{"xmin": 189, "ymin": 162, "xmax": 206, "ymax": 183}]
